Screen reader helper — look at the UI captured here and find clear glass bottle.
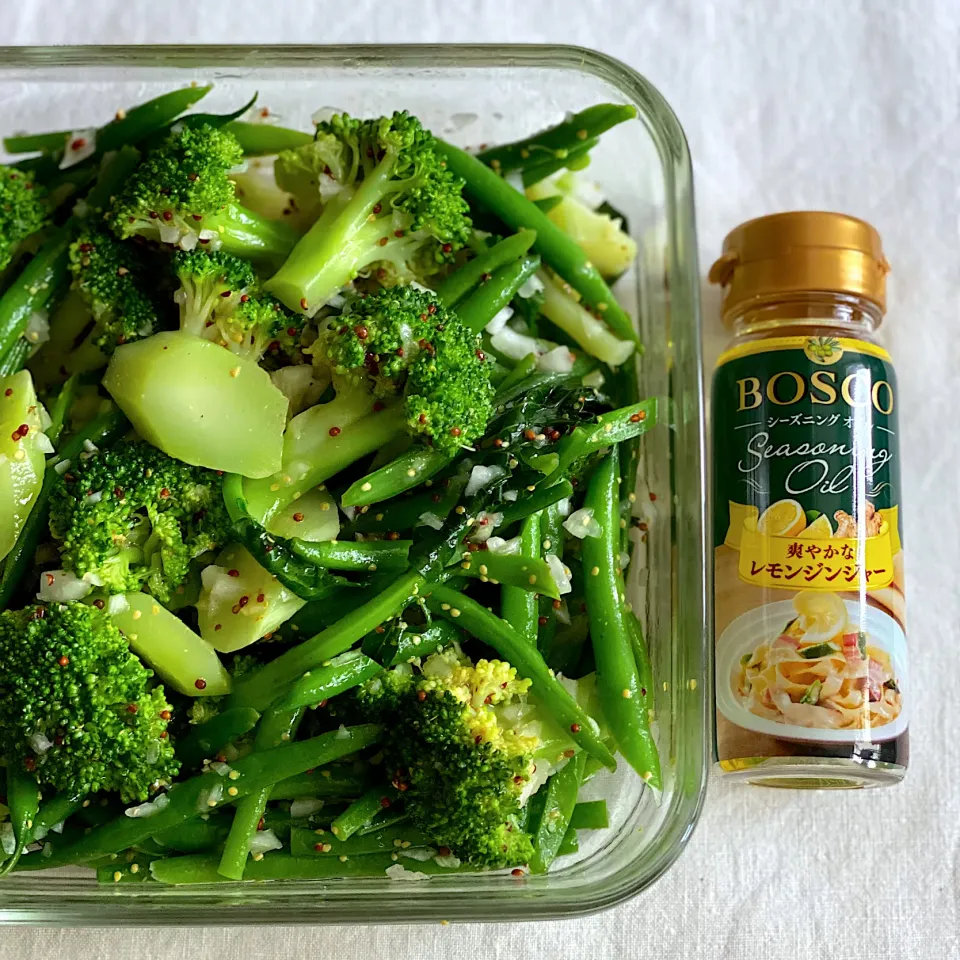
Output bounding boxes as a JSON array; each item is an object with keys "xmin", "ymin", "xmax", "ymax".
[{"xmin": 709, "ymin": 212, "xmax": 907, "ymax": 788}]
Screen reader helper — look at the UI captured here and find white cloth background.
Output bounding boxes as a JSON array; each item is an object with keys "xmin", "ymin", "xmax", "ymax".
[{"xmin": 3, "ymin": 1, "xmax": 959, "ymax": 957}]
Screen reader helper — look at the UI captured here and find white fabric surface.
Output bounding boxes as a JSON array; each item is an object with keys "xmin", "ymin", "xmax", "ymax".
[{"xmin": 3, "ymin": 1, "xmax": 959, "ymax": 956}]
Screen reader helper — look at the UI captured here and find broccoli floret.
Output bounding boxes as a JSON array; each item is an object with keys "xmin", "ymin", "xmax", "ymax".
[
  {"xmin": 109, "ymin": 125, "xmax": 297, "ymax": 262},
  {"xmin": 68, "ymin": 227, "xmax": 158, "ymax": 352},
  {"xmin": 0, "ymin": 603, "xmax": 178, "ymax": 801},
  {"xmin": 0, "ymin": 165, "xmax": 48, "ymax": 272},
  {"xmin": 171, "ymin": 249, "xmax": 302, "ymax": 361},
  {"xmin": 242, "ymin": 288, "xmax": 493, "ymax": 521},
  {"xmin": 266, "ymin": 112, "xmax": 471, "ymax": 314},
  {"xmin": 48, "ymin": 441, "xmax": 231, "ymax": 602},
  {"xmin": 357, "ymin": 647, "xmax": 546, "ymax": 868}
]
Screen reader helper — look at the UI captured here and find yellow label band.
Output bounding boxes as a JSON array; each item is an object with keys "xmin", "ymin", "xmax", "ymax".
[
  {"xmin": 717, "ymin": 335, "xmax": 891, "ymax": 367},
  {"xmin": 737, "ymin": 524, "xmax": 895, "ymax": 591}
]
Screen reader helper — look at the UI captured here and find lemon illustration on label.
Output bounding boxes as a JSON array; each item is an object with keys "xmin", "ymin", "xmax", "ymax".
[
  {"xmin": 725, "ymin": 501, "xmax": 759, "ymax": 550},
  {"xmin": 798, "ymin": 514, "xmax": 833, "ymax": 539},
  {"xmin": 792, "ymin": 590, "xmax": 846, "ymax": 644},
  {"xmin": 757, "ymin": 498, "xmax": 806, "ymax": 537}
]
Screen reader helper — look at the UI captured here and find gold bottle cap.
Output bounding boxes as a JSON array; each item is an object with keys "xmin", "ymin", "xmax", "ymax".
[{"xmin": 708, "ymin": 211, "xmax": 889, "ymax": 324}]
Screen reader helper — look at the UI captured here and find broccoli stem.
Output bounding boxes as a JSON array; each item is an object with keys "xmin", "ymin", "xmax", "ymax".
[
  {"xmin": 227, "ymin": 570, "xmax": 425, "ymax": 712},
  {"xmin": 437, "ymin": 140, "xmax": 637, "ymax": 343},
  {"xmin": 265, "ymin": 149, "xmax": 401, "ymax": 313},
  {"xmin": 243, "ymin": 400, "xmax": 406, "ymax": 523},
  {"xmin": 477, "ymin": 103, "xmax": 636, "ymax": 174},
  {"xmin": 213, "ymin": 204, "xmax": 299, "ymax": 263}
]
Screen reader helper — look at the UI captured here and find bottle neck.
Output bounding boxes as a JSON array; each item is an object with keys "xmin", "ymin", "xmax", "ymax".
[{"xmin": 727, "ymin": 292, "xmax": 884, "ymax": 340}]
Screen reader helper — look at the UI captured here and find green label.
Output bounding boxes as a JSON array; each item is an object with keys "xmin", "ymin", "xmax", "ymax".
[{"xmin": 713, "ymin": 335, "xmax": 900, "ymax": 555}]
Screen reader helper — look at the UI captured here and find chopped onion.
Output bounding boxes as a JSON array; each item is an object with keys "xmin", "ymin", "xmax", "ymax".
[
  {"xmin": 210, "ymin": 761, "xmax": 233, "ymax": 777},
  {"xmin": 556, "ymin": 498, "xmax": 572, "ymax": 517},
  {"xmin": 38, "ymin": 569, "xmax": 93, "ymax": 603},
  {"xmin": 335, "ymin": 724, "xmax": 351, "ymax": 740},
  {"xmin": 54, "ymin": 459, "xmax": 72, "ymax": 475},
  {"xmin": 486, "ymin": 535, "xmax": 521, "ymax": 556},
  {"xmin": 59, "ymin": 129, "xmax": 97, "ymax": 169},
  {"xmin": 484, "ymin": 305, "xmax": 514, "ymax": 336},
  {"xmin": 290, "ymin": 798, "xmax": 325, "ymax": 819},
  {"xmin": 465, "ymin": 464, "xmax": 506, "ymax": 497},
  {"xmin": 83, "ymin": 491, "xmax": 103, "ymax": 506},
  {"xmin": 125, "ymin": 793, "xmax": 170, "ymax": 819},
  {"xmin": 106, "ymin": 594, "xmax": 129, "ymax": 616},
  {"xmin": 505, "ymin": 170, "xmax": 525, "ymax": 194},
  {"xmin": 619, "ymin": 551, "xmax": 631, "ymax": 570},
  {"xmin": 409, "ymin": 281, "xmax": 438, "ymax": 296},
  {"xmin": 341, "ymin": 504, "xmax": 357, "ymax": 522},
  {"xmin": 82, "ymin": 439, "xmax": 99, "ymax": 454},
  {"xmin": 564, "ymin": 507, "xmax": 601, "ymax": 539},
  {"xmin": 399, "ymin": 846, "xmax": 437, "ymax": 862},
  {"xmin": 158, "ymin": 220, "xmax": 183, "ymax": 245},
  {"xmin": 146, "ymin": 740, "xmax": 160, "ymax": 765},
  {"xmin": 311, "ymin": 106, "xmax": 344, "ymax": 125},
  {"xmin": 554, "ymin": 598, "xmax": 572, "ymax": 624},
  {"xmin": 538, "ymin": 345, "xmax": 576, "ymax": 373},
  {"xmin": 490, "ymin": 326, "xmax": 545, "ymax": 362},
  {"xmin": 248, "ymin": 829, "xmax": 283, "ymax": 855},
  {"xmin": 416, "ymin": 511, "xmax": 444, "ymax": 531},
  {"xmin": 501, "ymin": 489, "xmax": 518, "ymax": 502},
  {"xmin": 35, "ymin": 432, "xmax": 55, "ymax": 455},
  {"xmin": 582, "ymin": 369, "xmax": 606, "ymax": 390},
  {"xmin": 386, "ymin": 863, "xmax": 429, "ymax": 881},
  {"xmin": 0, "ymin": 823, "xmax": 15, "ymax": 856},
  {"xmin": 468, "ymin": 511, "xmax": 502, "ymax": 543},
  {"xmin": 24, "ymin": 310, "xmax": 50, "ymax": 347},
  {"xmin": 545, "ymin": 554, "xmax": 572, "ymax": 595},
  {"xmin": 197, "ymin": 781, "xmax": 224, "ymax": 813},
  {"xmin": 517, "ymin": 273, "xmax": 545, "ymax": 299},
  {"xmin": 28, "ymin": 731, "xmax": 53, "ymax": 754}
]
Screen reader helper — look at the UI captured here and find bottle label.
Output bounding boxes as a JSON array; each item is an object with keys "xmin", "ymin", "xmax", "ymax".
[{"xmin": 712, "ymin": 334, "xmax": 908, "ymax": 769}]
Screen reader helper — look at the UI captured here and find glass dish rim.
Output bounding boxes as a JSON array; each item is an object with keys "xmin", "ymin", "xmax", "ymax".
[{"xmin": 0, "ymin": 42, "xmax": 710, "ymax": 925}]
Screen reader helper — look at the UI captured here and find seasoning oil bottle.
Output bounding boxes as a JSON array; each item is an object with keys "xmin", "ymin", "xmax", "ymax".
[{"xmin": 709, "ymin": 212, "xmax": 907, "ymax": 787}]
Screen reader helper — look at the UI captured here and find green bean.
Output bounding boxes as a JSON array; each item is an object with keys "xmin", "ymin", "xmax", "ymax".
[
  {"xmin": 0, "ymin": 337, "xmax": 29, "ymax": 378},
  {"xmin": 16, "ymin": 724, "xmax": 381, "ymax": 870},
  {"xmin": 499, "ymin": 512, "xmax": 541, "ymax": 641},
  {"xmin": 438, "ymin": 140, "xmax": 635, "ymax": 342},
  {"xmin": 580, "ymin": 447, "xmax": 660, "ymax": 787},
  {"xmin": 435, "ymin": 230, "xmax": 537, "ymax": 307},
  {"xmin": 477, "ymin": 104, "xmax": 636, "ymax": 174},
  {"xmin": 357, "ymin": 808, "xmax": 411, "ymax": 836},
  {"xmin": 290, "ymin": 538, "xmax": 412, "ymax": 572},
  {"xmin": 347, "ymin": 476, "xmax": 464, "ymax": 536},
  {"xmin": 3, "ymin": 85, "xmax": 212, "ymax": 158},
  {"xmin": 341, "ymin": 448, "xmax": 452, "ymax": 507},
  {"xmin": 529, "ymin": 750, "xmax": 585, "ymax": 874},
  {"xmin": 291, "ymin": 821, "xmax": 429, "ymax": 857},
  {"xmin": 176, "ymin": 707, "xmax": 261, "ymax": 770},
  {"xmin": 329, "ymin": 786, "xmax": 399, "ymax": 842},
  {"xmin": 0, "ymin": 227, "xmax": 70, "ymax": 372},
  {"xmin": 96, "ymin": 854, "xmax": 158, "ymax": 884},
  {"xmin": 537, "ymin": 502, "xmax": 565, "ymax": 657},
  {"xmin": 498, "ymin": 478, "xmax": 573, "ymax": 527},
  {"xmin": 569, "ymin": 799, "xmax": 609, "ymax": 830},
  {"xmin": 461, "ymin": 547, "xmax": 559, "ymax": 600},
  {"xmin": 150, "ymin": 850, "xmax": 464, "ymax": 884},
  {"xmin": 226, "ymin": 121, "xmax": 314, "ymax": 156},
  {"xmin": 426, "ymin": 583, "xmax": 614, "ymax": 769},
  {"xmin": 521, "ymin": 137, "xmax": 598, "ymax": 187},
  {"xmin": 170, "ymin": 93, "xmax": 258, "ymax": 137},
  {"xmin": 366, "ymin": 619, "xmax": 458, "ymax": 668},
  {"xmin": 624, "ymin": 608, "xmax": 658, "ymax": 775},
  {"xmin": 278, "ymin": 650, "xmax": 382, "ymax": 713},
  {"xmin": 218, "ymin": 705, "xmax": 305, "ymax": 880},
  {"xmin": 0, "ymin": 407, "xmax": 128, "ymax": 609},
  {"xmin": 44, "ymin": 374, "xmax": 78, "ymax": 446},
  {"xmin": 556, "ymin": 826, "xmax": 579, "ymax": 858},
  {"xmin": 454, "ymin": 254, "xmax": 541, "ymax": 334},
  {"xmin": 494, "ymin": 352, "xmax": 539, "ymax": 396},
  {"xmin": 227, "ymin": 570, "xmax": 425, "ymax": 712},
  {"xmin": 0, "ymin": 767, "xmax": 40, "ymax": 877},
  {"xmin": 268, "ymin": 768, "xmax": 370, "ymax": 801},
  {"xmin": 31, "ymin": 790, "xmax": 86, "ymax": 841},
  {"xmin": 153, "ymin": 817, "xmax": 230, "ymax": 854},
  {"xmin": 553, "ymin": 398, "xmax": 657, "ymax": 477}
]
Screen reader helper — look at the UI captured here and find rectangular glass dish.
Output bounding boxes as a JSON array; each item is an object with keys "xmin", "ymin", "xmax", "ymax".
[{"xmin": 0, "ymin": 44, "xmax": 708, "ymax": 925}]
